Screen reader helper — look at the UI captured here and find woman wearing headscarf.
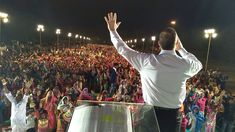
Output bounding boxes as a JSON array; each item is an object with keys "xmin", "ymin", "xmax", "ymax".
[
  {"xmin": 57, "ymin": 96, "xmax": 72, "ymax": 132},
  {"xmin": 41, "ymin": 90, "xmax": 58, "ymax": 132},
  {"xmin": 57, "ymin": 96, "xmax": 73, "ymax": 113},
  {"xmin": 78, "ymin": 88, "xmax": 93, "ymax": 100}
]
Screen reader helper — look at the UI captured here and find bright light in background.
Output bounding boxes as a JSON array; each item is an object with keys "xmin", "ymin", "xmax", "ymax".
[
  {"xmin": 79, "ymin": 35, "xmax": 82, "ymax": 39},
  {"xmin": 83, "ymin": 36, "xmax": 86, "ymax": 39},
  {"xmin": 142, "ymin": 38, "xmax": 145, "ymax": 42},
  {"xmin": 151, "ymin": 36, "xmax": 156, "ymax": 41},
  {"xmin": 212, "ymin": 33, "xmax": 217, "ymax": 38},
  {"xmin": 204, "ymin": 34, "xmax": 209, "ymax": 38},
  {"xmin": 204, "ymin": 28, "xmax": 218, "ymax": 71},
  {"xmin": 56, "ymin": 29, "xmax": 61, "ymax": 34},
  {"xmin": 75, "ymin": 34, "xmax": 79, "ymax": 38},
  {"xmin": 170, "ymin": 20, "xmax": 176, "ymax": 25},
  {"xmin": 37, "ymin": 24, "xmax": 44, "ymax": 32},
  {"xmin": 204, "ymin": 29, "xmax": 217, "ymax": 38},
  {"xmin": 204, "ymin": 29, "xmax": 215, "ymax": 34},
  {"xmin": 130, "ymin": 40, "xmax": 133, "ymax": 43},
  {"xmin": 0, "ymin": 12, "xmax": 8, "ymax": 18},
  {"xmin": 134, "ymin": 39, "xmax": 137, "ymax": 43},
  {"xmin": 0, "ymin": 11, "xmax": 9, "ymax": 41},
  {"xmin": 3, "ymin": 18, "xmax": 8, "ymax": 23},
  {"xmin": 68, "ymin": 32, "xmax": 72, "ymax": 37}
]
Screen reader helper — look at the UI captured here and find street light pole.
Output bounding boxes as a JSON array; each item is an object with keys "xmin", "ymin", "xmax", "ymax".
[
  {"xmin": 205, "ymin": 35, "xmax": 212, "ymax": 72},
  {"xmin": 57, "ymin": 34, "xmax": 59, "ymax": 49},
  {"xmin": 134, "ymin": 39, "xmax": 137, "ymax": 48},
  {"xmin": 56, "ymin": 29, "xmax": 61, "ymax": 49},
  {"xmin": 37, "ymin": 24, "xmax": 44, "ymax": 46},
  {"xmin": 0, "ymin": 11, "xmax": 9, "ymax": 42},
  {"xmin": 204, "ymin": 29, "xmax": 217, "ymax": 71},
  {"xmin": 0, "ymin": 20, "xmax": 2, "ymax": 42},
  {"xmin": 83, "ymin": 36, "xmax": 86, "ymax": 44},
  {"xmin": 142, "ymin": 38, "xmax": 145, "ymax": 51},
  {"xmin": 39, "ymin": 31, "xmax": 42, "ymax": 45},
  {"xmin": 79, "ymin": 35, "xmax": 83, "ymax": 46},
  {"xmin": 75, "ymin": 34, "xmax": 79, "ymax": 48},
  {"xmin": 68, "ymin": 32, "xmax": 72, "ymax": 48}
]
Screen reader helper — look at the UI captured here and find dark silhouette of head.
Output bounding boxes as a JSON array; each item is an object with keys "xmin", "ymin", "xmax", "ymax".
[{"xmin": 158, "ymin": 27, "xmax": 177, "ymax": 50}]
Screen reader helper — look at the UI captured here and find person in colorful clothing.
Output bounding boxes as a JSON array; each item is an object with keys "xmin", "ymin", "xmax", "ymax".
[
  {"xmin": 41, "ymin": 90, "xmax": 58, "ymax": 132},
  {"xmin": 38, "ymin": 110, "xmax": 49, "ymax": 132}
]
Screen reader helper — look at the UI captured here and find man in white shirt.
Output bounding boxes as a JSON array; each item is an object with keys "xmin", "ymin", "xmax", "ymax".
[
  {"xmin": 2, "ymin": 79, "xmax": 30, "ymax": 132},
  {"xmin": 104, "ymin": 12, "xmax": 202, "ymax": 132}
]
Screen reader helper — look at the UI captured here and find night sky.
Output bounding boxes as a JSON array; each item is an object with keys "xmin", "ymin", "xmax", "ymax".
[{"xmin": 0, "ymin": 0, "xmax": 235, "ymax": 63}]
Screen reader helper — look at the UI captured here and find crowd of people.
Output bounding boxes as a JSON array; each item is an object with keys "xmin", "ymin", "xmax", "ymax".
[{"xmin": 0, "ymin": 42, "xmax": 234, "ymax": 132}]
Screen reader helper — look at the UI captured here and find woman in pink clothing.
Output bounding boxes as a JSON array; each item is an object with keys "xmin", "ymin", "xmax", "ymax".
[
  {"xmin": 205, "ymin": 105, "xmax": 217, "ymax": 132},
  {"xmin": 41, "ymin": 90, "xmax": 58, "ymax": 132},
  {"xmin": 181, "ymin": 112, "xmax": 188, "ymax": 132},
  {"xmin": 78, "ymin": 88, "xmax": 93, "ymax": 100},
  {"xmin": 196, "ymin": 93, "xmax": 207, "ymax": 114},
  {"xmin": 135, "ymin": 87, "xmax": 144, "ymax": 103}
]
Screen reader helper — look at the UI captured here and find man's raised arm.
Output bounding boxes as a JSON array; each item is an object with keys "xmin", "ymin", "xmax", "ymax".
[
  {"xmin": 104, "ymin": 12, "xmax": 150, "ymax": 71},
  {"xmin": 2, "ymin": 79, "xmax": 14, "ymax": 103},
  {"xmin": 175, "ymin": 34, "xmax": 203, "ymax": 76}
]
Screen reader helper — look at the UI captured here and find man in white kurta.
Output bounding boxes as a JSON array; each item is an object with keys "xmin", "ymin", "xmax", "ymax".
[
  {"xmin": 2, "ymin": 80, "xmax": 29, "ymax": 132},
  {"xmin": 5, "ymin": 93, "xmax": 29, "ymax": 132}
]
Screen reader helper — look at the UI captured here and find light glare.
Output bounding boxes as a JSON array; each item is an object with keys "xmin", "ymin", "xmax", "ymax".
[
  {"xmin": 3, "ymin": 18, "xmax": 8, "ymax": 23},
  {"xmin": 0, "ymin": 12, "xmax": 8, "ymax": 18},
  {"xmin": 170, "ymin": 20, "xmax": 176, "ymax": 25},
  {"xmin": 134, "ymin": 39, "xmax": 137, "ymax": 43},
  {"xmin": 151, "ymin": 36, "xmax": 156, "ymax": 41},
  {"xmin": 68, "ymin": 32, "xmax": 72, "ymax": 37},
  {"xmin": 56, "ymin": 29, "xmax": 61, "ymax": 34},
  {"xmin": 212, "ymin": 33, "xmax": 217, "ymax": 38},
  {"xmin": 142, "ymin": 38, "xmax": 145, "ymax": 42},
  {"xmin": 204, "ymin": 34, "xmax": 209, "ymax": 38},
  {"xmin": 37, "ymin": 24, "xmax": 44, "ymax": 32},
  {"xmin": 204, "ymin": 28, "xmax": 217, "ymax": 39}
]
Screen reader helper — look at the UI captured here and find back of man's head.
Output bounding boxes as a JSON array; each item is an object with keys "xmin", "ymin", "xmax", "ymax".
[{"xmin": 158, "ymin": 27, "xmax": 176, "ymax": 50}]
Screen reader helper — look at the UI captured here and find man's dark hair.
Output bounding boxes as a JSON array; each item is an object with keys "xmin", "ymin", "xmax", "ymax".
[{"xmin": 158, "ymin": 27, "xmax": 176, "ymax": 50}]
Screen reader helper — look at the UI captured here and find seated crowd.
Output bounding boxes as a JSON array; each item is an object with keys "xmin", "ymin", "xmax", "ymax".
[{"xmin": 0, "ymin": 43, "xmax": 234, "ymax": 132}]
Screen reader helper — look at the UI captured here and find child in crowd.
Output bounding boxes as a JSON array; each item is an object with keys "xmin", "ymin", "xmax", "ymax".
[
  {"xmin": 37, "ymin": 110, "xmax": 49, "ymax": 132},
  {"xmin": 26, "ymin": 109, "xmax": 36, "ymax": 132}
]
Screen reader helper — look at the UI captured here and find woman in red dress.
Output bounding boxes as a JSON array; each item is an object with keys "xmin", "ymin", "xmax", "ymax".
[{"xmin": 41, "ymin": 90, "xmax": 58, "ymax": 132}]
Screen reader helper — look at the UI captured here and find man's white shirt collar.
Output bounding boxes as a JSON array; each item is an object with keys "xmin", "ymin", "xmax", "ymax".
[{"xmin": 159, "ymin": 50, "xmax": 177, "ymax": 55}]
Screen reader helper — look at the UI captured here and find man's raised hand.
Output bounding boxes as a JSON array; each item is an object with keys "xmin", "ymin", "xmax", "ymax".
[
  {"xmin": 104, "ymin": 12, "xmax": 121, "ymax": 31},
  {"xmin": 175, "ymin": 33, "xmax": 184, "ymax": 51}
]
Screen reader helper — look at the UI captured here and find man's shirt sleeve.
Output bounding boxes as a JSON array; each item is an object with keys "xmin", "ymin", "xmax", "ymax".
[
  {"xmin": 178, "ymin": 48, "xmax": 203, "ymax": 77},
  {"xmin": 110, "ymin": 31, "xmax": 150, "ymax": 71},
  {"xmin": 22, "ymin": 94, "xmax": 30, "ymax": 104},
  {"xmin": 5, "ymin": 92, "xmax": 15, "ymax": 103}
]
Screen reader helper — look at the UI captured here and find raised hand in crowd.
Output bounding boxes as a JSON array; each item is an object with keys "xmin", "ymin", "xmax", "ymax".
[{"xmin": 1, "ymin": 79, "xmax": 9, "ymax": 93}]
